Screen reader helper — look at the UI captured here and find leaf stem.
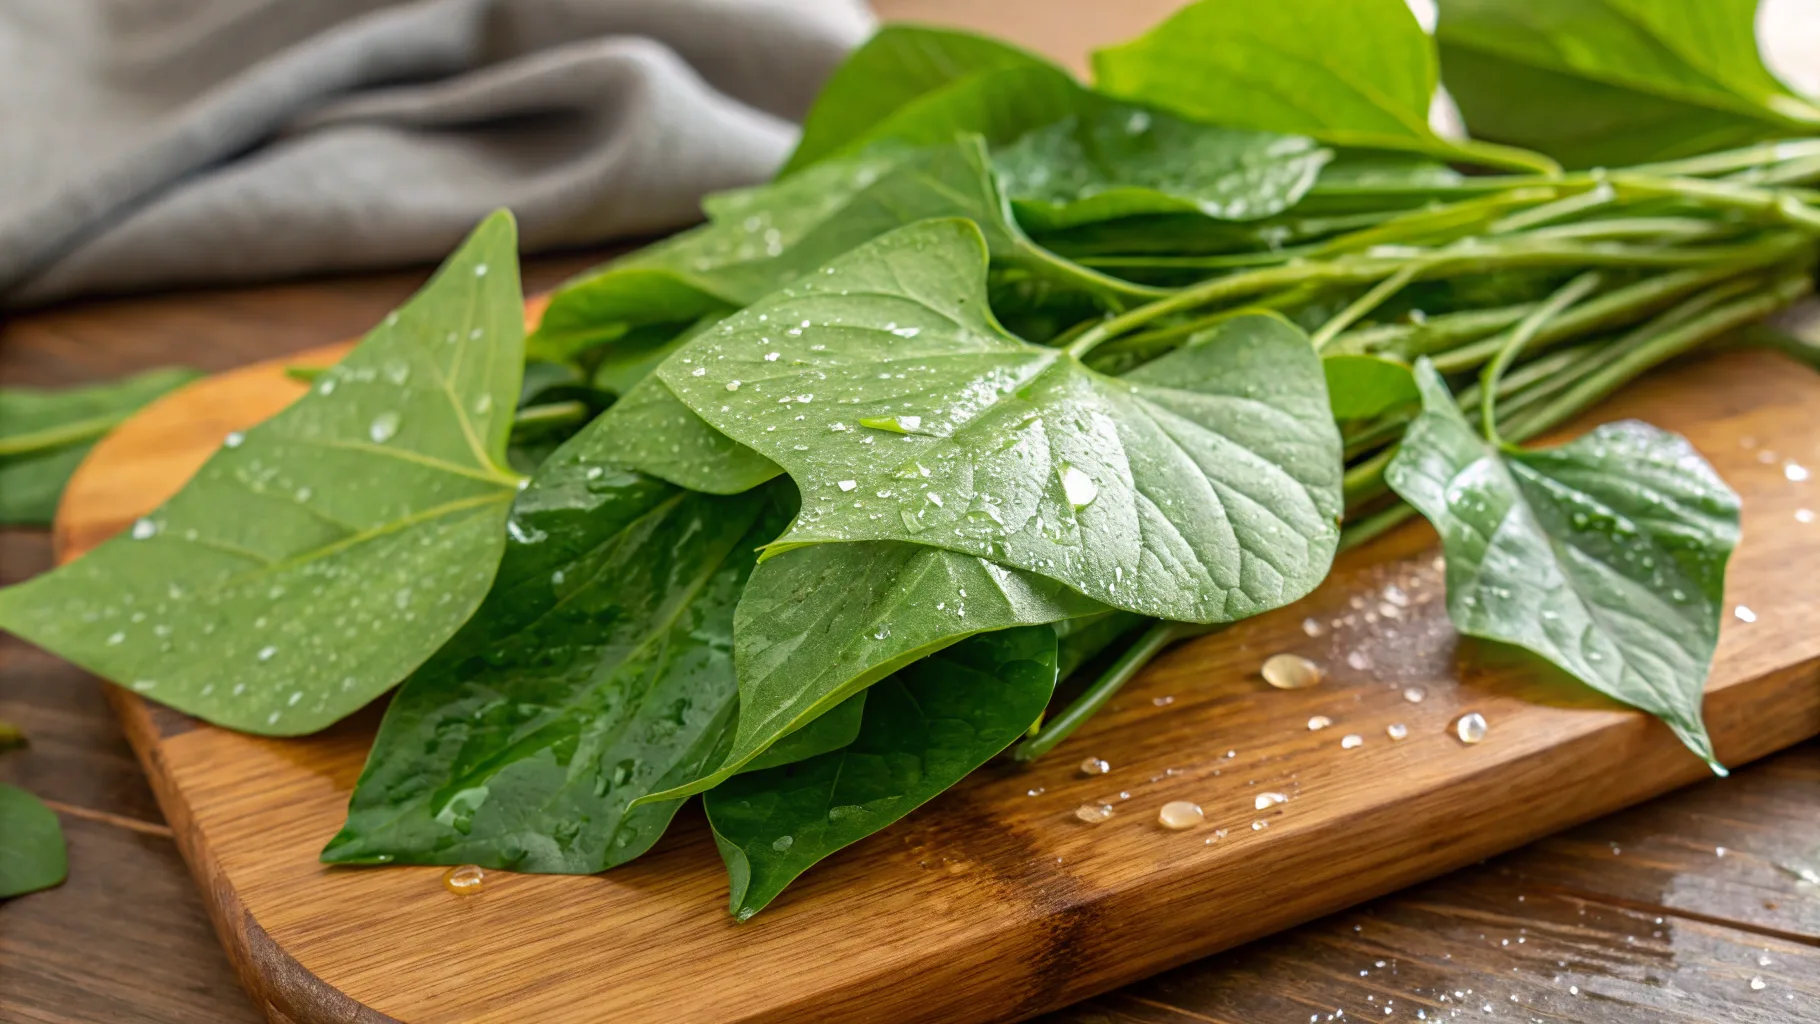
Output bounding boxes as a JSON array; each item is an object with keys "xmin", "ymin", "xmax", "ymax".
[
  {"xmin": 0, "ymin": 412, "xmax": 133, "ymax": 458},
  {"xmin": 1012, "ymin": 620, "xmax": 1204, "ymax": 762},
  {"xmin": 1479, "ymin": 272, "xmax": 1603, "ymax": 446}
]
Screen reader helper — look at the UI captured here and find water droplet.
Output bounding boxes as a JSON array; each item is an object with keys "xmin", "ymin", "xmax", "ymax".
[
  {"xmin": 1079, "ymin": 757, "xmax": 1110, "ymax": 776},
  {"xmin": 1386, "ymin": 723, "xmax": 1409, "ymax": 741},
  {"xmin": 926, "ymin": 492, "xmax": 944, "ymax": 507},
  {"xmin": 1785, "ymin": 462, "xmax": 1809, "ymax": 482},
  {"xmin": 473, "ymin": 263, "xmax": 489, "ymax": 277},
  {"xmin": 691, "ymin": 367, "xmax": 707, "ymax": 377},
  {"xmin": 1735, "ymin": 604, "xmax": 1757, "ymax": 623},
  {"xmin": 1346, "ymin": 650, "xmax": 1372, "ymax": 671},
  {"xmin": 1716, "ymin": 846, "xmax": 1728, "ymax": 857},
  {"xmin": 1308, "ymin": 715, "xmax": 1333, "ymax": 731},
  {"xmin": 1340, "ymin": 734, "xmax": 1363, "ymax": 749},
  {"xmin": 1301, "ymin": 617, "xmax": 1326, "ymax": 638},
  {"xmin": 1026, "ymin": 787, "xmax": 1045, "ymax": 797},
  {"xmin": 442, "ymin": 864, "xmax": 486, "ymax": 894},
  {"xmin": 257, "ymin": 645, "xmax": 278, "ymax": 662},
  {"xmin": 1075, "ymin": 803, "xmax": 1114, "ymax": 824},
  {"xmin": 1151, "ymin": 695, "xmax": 1175, "ymax": 707},
  {"xmin": 223, "ymin": 431, "xmax": 246, "ymax": 448},
  {"xmin": 1750, "ymin": 977, "xmax": 1766, "ymax": 991},
  {"xmin": 1262, "ymin": 653, "xmax": 1325, "ymax": 689},
  {"xmin": 130, "ymin": 518, "xmax": 158, "ymax": 540},
  {"xmin": 867, "ymin": 413, "xmax": 923, "ymax": 435},
  {"xmin": 1454, "ymin": 712, "xmax": 1488, "ymax": 744},
  {"xmin": 131, "ymin": 679, "xmax": 156, "ymax": 692},
  {"xmin": 368, "ymin": 411, "xmax": 400, "ymax": 443},
  {"xmin": 105, "ymin": 632, "xmax": 125, "ymax": 646},
  {"xmin": 1254, "ymin": 792, "xmax": 1287, "ymax": 811},
  {"xmin": 725, "ymin": 380, "xmax": 742, "ymax": 392},
  {"xmin": 772, "ymin": 835, "xmax": 794, "ymax": 852},
  {"xmin": 837, "ymin": 480, "xmax": 857, "ymax": 492},
  {"xmin": 1402, "ymin": 686, "xmax": 1427, "ymax": 703},
  {"xmin": 1158, "ymin": 801, "xmax": 1203, "ymax": 830},
  {"xmin": 1251, "ymin": 819, "xmax": 1268, "ymax": 831},
  {"xmin": 1053, "ymin": 464, "xmax": 1100, "ymax": 512},
  {"xmin": 891, "ymin": 326, "xmax": 920, "ymax": 338},
  {"xmin": 1798, "ymin": 509, "xmax": 1815, "ymax": 524}
]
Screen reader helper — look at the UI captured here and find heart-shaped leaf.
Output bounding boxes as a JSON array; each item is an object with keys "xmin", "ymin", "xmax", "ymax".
[
  {"xmin": 0, "ymin": 212, "xmax": 526, "ymax": 734},
  {"xmin": 657, "ymin": 218, "xmax": 1344, "ymax": 623},
  {"xmin": 0, "ymin": 783, "xmax": 67, "ymax": 897},
  {"xmin": 1386, "ymin": 360, "xmax": 1739, "ymax": 768}
]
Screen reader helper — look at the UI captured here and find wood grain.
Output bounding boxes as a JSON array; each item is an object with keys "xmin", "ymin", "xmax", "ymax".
[{"xmin": 47, "ymin": 291, "xmax": 1820, "ymax": 1023}]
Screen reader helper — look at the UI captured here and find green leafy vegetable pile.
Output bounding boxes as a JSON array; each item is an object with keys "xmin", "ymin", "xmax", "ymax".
[{"xmin": 4, "ymin": 0, "xmax": 1818, "ymax": 916}]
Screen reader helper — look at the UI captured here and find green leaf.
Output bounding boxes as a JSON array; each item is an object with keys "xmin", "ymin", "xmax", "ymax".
[
  {"xmin": 1437, "ymin": 0, "xmax": 1820, "ymax": 167},
  {"xmin": 322, "ymin": 420, "xmax": 789, "ymax": 872},
  {"xmin": 657, "ymin": 219, "xmax": 1344, "ymax": 623},
  {"xmin": 0, "ymin": 368, "xmax": 203, "ymax": 525},
  {"xmin": 1323, "ymin": 353, "xmax": 1420, "ymax": 420},
  {"xmin": 638, "ymin": 540, "xmax": 1102, "ymax": 804},
  {"xmin": 0, "ymin": 783, "xmax": 67, "ymax": 897},
  {"xmin": 704, "ymin": 625, "xmax": 1058, "ymax": 919},
  {"xmin": 738, "ymin": 692, "xmax": 866, "ymax": 773},
  {"xmin": 590, "ymin": 377, "xmax": 781, "ymax": 495},
  {"xmin": 993, "ymin": 99, "xmax": 1332, "ymax": 231},
  {"xmin": 1385, "ymin": 361, "xmax": 1738, "ymax": 768},
  {"xmin": 1092, "ymin": 0, "xmax": 1556, "ymax": 173},
  {"xmin": 783, "ymin": 26, "xmax": 1060, "ymax": 175},
  {"xmin": 531, "ymin": 138, "xmax": 1157, "ymax": 366},
  {"xmin": 0, "ymin": 212, "xmax": 526, "ymax": 735}
]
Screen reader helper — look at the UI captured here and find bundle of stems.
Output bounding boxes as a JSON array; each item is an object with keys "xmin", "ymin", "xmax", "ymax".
[{"xmin": 1016, "ymin": 140, "xmax": 1820, "ymax": 761}]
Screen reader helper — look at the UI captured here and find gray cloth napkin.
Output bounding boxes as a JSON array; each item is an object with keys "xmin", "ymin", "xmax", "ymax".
[{"xmin": 0, "ymin": 0, "xmax": 874, "ymax": 306}]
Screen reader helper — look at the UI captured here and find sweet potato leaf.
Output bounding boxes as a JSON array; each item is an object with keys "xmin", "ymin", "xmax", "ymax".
[
  {"xmin": 1323, "ymin": 353, "xmax": 1420, "ymax": 421},
  {"xmin": 1385, "ymin": 361, "xmax": 1738, "ymax": 768},
  {"xmin": 657, "ymin": 219, "xmax": 1344, "ymax": 623},
  {"xmin": 1437, "ymin": 0, "xmax": 1820, "ymax": 167},
  {"xmin": 704, "ymin": 624, "xmax": 1058, "ymax": 919},
  {"xmin": 322, "ymin": 421, "xmax": 787, "ymax": 872},
  {"xmin": 0, "ymin": 368, "xmax": 203, "ymax": 525},
  {"xmin": 0, "ymin": 212, "xmax": 526, "ymax": 735},
  {"xmin": 0, "ymin": 783, "xmax": 66, "ymax": 898}
]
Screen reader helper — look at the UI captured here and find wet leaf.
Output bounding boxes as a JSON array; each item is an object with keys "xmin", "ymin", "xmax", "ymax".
[
  {"xmin": 657, "ymin": 219, "xmax": 1344, "ymax": 623},
  {"xmin": 1437, "ymin": 0, "xmax": 1820, "ymax": 167},
  {"xmin": 0, "ymin": 212, "xmax": 526, "ymax": 735},
  {"xmin": 322, "ymin": 418, "xmax": 788, "ymax": 872},
  {"xmin": 590, "ymin": 376, "xmax": 780, "ymax": 495},
  {"xmin": 993, "ymin": 99, "xmax": 1332, "ymax": 231},
  {"xmin": 739, "ymin": 692, "xmax": 866, "ymax": 773},
  {"xmin": 0, "ymin": 783, "xmax": 67, "ymax": 897},
  {"xmin": 704, "ymin": 625, "xmax": 1058, "ymax": 919},
  {"xmin": 531, "ymin": 138, "xmax": 1159, "ymax": 365},
  {"xmin": 0, "ymin": 368, "xmax": 203, "ymax": 525},
  {"xmin": 638, "ymin": 540, "xmax": 1101, "ymax": 804},
  {"xmin": 1386, "ymin": 361, "xmax": 1738, "ymax": 768}
]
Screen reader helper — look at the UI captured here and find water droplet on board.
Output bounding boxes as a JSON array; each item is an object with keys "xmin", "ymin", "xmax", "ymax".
[
  {"xmin": 130, "ymin": 518, "xmax": 158, "ymax": 540},
  {"xmin": 1060, "ymin": 464, "xmax": 1098, "ymax": 509},
  {"xmin": 1251, "ymin": 819, "xmax": 1268, "ymax": 831},
  {"xmin": 1346, "ymin": 650, "xmax": 1372, "ymax": 671},
  {"xmin": 1075, "ymin": 803, "xmax": 1114, "ymax": 824},
  {"xmin": 1254, "ymin": 792, "xmax": 1287, "ymax": 811},
  {"xmin": 1402, "ymin": 686, "xmax": 1427, "ymax": 703},
  {"xmin": 1158, "ymin": 801, "xmax": 1203, "ymax": 830},
  {"xmin": 1735, "ymin": 605, "xmax": 1757, "ymax": 623},
  {"xmin": 1786, "ymin": 462, "xmax": 1810, "ymax": 482},
  {"xmin": 442, "ymin": 864, "xmax": 486, "ymax": 895},
  {"xmin": 1798, "ymin": 508, "xmax": 1815, "ymax": 524},
  {"xmin": 1454, "ymin": 712, "xmax": 1488, "ymax": 744},
  {"xmin": 1301, "ymin": 617, "xmax": 1325, "ymax": 637},
  {"xmin": 1308, "ymin": 715, "xmax": 1333, "ymax": 731},
  {"xmin": 368, "ymin": 412, "xmax": 400, "ymax": 444},
  {"xmin": 1262, "ymin": 653, "xmax": 1325, "ymax": 689},
  {"xmin": 1386, "ymin": 723, "xmax": 1409, "ymax": 741},
  {"xmin": 1079, "ymin": 757, "xmax": 1110, "ymax": 776},
  {"xmin": 1750, "ymin": 977, "xmax": 1766, "ymax": 991},
  {"xmin": 1340, "ymin": 734, "xmax": 1363, "ymax": 749}
]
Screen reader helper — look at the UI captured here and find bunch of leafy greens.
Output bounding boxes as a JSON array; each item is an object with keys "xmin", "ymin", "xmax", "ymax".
[{"xmin": 5, "ymin": 0, "xmax": 1819, "ymax": 915}]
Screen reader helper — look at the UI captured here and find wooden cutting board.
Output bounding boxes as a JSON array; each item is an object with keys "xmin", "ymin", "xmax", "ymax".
[{"xmin": 51, "ymin": 299, "xmax": 1820, "ymax": 1024}]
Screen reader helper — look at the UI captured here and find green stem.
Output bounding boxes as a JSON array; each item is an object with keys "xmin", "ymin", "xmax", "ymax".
[
  {"xmin": 1311, "ymin": 264, "xmax": 1420, "ymax": 349},
  {"xmin": 0, "ymin": 412, "xmax": 130, "ymax": 458},
  {"xmin": 1479, "ymin": 272, "xmax": 1603, "ymax": 445},
  {"xmin": 1438, "ymin": 137, "xmax": 1564, "ymax": 177},
  {"xmin": 1012, "ymin": 620, "xmax": 1202, "ymax": 762}
]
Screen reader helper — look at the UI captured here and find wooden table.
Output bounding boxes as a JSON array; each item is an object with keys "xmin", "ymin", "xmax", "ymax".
[{"xmin": 5, "ymin": 4, "xmax": 1820, "ymax": 1021}]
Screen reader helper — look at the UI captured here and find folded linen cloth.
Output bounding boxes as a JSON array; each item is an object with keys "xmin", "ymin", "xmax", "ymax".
[{"xmin": 0, "ymin": 0, "xmax": 873, "ymax": 306}]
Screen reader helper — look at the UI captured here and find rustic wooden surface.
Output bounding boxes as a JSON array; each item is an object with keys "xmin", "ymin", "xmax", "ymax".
[{"xmin": 6, "ymin": 2, "xmax": 1820, "ymax": 1022}]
